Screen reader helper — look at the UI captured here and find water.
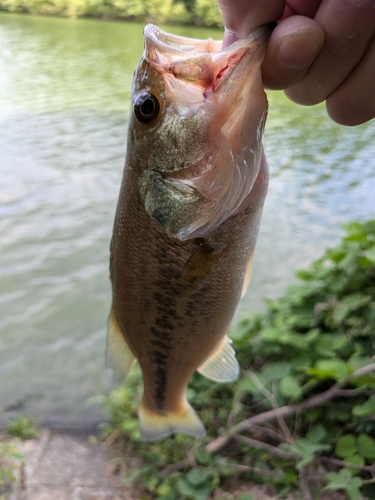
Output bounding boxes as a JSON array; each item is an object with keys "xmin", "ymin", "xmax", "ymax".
[{"xmin": 1, "ymin": 12, "xmax": 374, "ymax": 426}]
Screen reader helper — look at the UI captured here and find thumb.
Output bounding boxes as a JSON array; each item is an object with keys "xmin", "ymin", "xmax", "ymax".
[
  {"xmin": 219, "ymin": 0, "xmax": 284, "ymax": 47},
  {"xmin": 262, "ymin": 16, "xmax": 324, "ymax": 90}
]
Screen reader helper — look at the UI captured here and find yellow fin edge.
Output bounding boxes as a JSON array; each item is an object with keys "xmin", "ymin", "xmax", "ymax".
[
  {"xmin": 138, "ymin": 401, "xmax": 206, "ymax": 441},
  {"xmin": 241, "ymin": 253, "xmax": 254, "ymax": 298},
  {"xmin": 107, "ymin": 306, "xmax": 136, "ymax": 385}
]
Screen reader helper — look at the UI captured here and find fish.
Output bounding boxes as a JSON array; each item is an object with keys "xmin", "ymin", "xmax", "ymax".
[{"xmin": 107, "ymin": 23, "xmax": 271, "ymax": 441}]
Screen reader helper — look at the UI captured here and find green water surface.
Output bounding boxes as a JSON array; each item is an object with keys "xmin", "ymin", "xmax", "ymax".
[{"xmin": 1, "ymin": 12, "xmax": 374, "ymax": 425}]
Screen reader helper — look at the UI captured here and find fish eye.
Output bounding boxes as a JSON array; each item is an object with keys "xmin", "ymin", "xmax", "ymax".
[{"xmin": 134, "ymin": 92, "xmax": 160, "ymax": 125}]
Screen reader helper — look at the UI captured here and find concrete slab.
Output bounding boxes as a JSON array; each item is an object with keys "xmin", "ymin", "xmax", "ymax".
[{"xmin": 5, "ymin": 429, "xmax": 138, "ymax": 500}]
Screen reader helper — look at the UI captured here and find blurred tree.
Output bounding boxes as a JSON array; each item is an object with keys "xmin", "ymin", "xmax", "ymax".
[{"xmin": 174, "ymin": 0, "xmax": 195, "ymax": 13}]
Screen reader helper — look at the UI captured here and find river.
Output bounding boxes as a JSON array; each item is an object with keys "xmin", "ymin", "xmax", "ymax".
[{"xmin": 1, "ymin": 12, "xmax": 374, "ymax": 426}]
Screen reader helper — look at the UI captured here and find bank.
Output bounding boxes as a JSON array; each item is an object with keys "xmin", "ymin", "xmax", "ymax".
[{"xmin": 0, "ymin": 0, "xmax": 223, "ymax": 27}]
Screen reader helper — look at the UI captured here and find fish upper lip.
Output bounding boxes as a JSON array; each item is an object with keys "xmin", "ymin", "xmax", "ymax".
[{"xmin": 144, "ymin": 23, "xmax": 273, "ymax": 60}]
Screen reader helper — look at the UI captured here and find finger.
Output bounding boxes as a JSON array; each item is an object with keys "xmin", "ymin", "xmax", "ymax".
[
  {"xmin": 262, "ymin": 16, "xmax": 324, "ymax": 90},
  {"xmin": 282, "ymin": 0, "xmax": 322, "ymax": 19},
  {"xmin": 219, "ymin": 0, "xmax": 285, "ymax": 47},
  {"xmin": 285, "ymin": 0, "xmax": 375, "ymax": 105},
  {"xmin": 326, "ymin": 36, "xmax": 375, "ymax": 126}
]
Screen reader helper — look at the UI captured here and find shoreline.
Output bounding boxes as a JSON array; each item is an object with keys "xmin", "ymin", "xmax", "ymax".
[{"xmin": 0, "ymin": 2, "xmax": 224, "ymax": 28}]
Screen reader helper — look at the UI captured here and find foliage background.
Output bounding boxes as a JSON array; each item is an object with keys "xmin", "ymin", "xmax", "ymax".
[
  {"xmin": 97, "ymin": 220, "xmax": 375, "ymax": 500},
  {"xmin": 0, "ymin": 0, "xmax": 223, "ymax": 26}
]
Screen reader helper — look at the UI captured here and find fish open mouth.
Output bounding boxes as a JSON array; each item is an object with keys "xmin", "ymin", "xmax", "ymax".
[
  {"xmin": 144, "ymin": 24, "xmax": 222, "ymax": 57},
  {"xmin": 143, "ymin": 23, "xmax": 272, "ymax": 90}
]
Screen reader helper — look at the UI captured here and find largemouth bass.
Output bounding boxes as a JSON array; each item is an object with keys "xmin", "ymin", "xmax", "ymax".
[{"xmin": 108, "ymin": 24, "xmax": 270, "ymax": 441}]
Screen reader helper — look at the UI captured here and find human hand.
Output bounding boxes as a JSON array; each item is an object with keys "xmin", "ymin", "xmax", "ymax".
[{"xmin": 219, "ymin": 0, "xmax": 375, "ymax": 126}]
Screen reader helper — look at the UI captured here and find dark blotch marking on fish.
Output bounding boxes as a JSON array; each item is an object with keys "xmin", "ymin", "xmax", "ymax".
[
  {"xmin": 155, "ymin": 316, "xmax": 174, "ymax": 330},
  {"xmin": 150, "ymin": 313, "xmax": 173, "ymax": 408},
  {"xmin": 151, "ymin": 207, "xmax": 170, "ymax": 227},
  {"xmin": 153, "ymin": 291, "xmax": 171, "ymax": 308},
  {"xmin": 155, "ymin": 365, "xmax": 168, "ymax": 408},
  {"xmin": 150, "ymin": 347, "xmax": 169, "ymax": 409},
  {"xmin": 150, "ymin": 338, "xmax": 172, "ymax": 351},
  {"xmin": 152, "ymin": 347, "xmax": 169, "ymax": 365},
  {"xmin": 150, "ymin": 326, "xmax": 169, "ymax": 339},
  {"xmin": 149, "ymin": 238, "xmax": 193, "ymax": 409}
]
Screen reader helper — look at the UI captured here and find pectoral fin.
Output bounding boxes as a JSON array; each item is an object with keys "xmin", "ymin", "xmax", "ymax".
[
  {"xmin": 175, "ymin": 242, "xmax": 224, "ymax": 298},
  {"xmin": 197, "ymin": 336, "xmax": 239, "ymax": 382},
  {"xmin": 107, "ymin": 306, "xmax": 136, "ymax": 384}
]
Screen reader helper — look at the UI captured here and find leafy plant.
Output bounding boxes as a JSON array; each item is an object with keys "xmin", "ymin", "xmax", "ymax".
[
  {"xmin": 0, "ymin": 0, "xmax": 223, "ymax": 26},
  {"xmin": 325, "ymin": 469, "xmax": 363, "ymax": 500},
  {"xmin": 7, "ymin": 416, "xmax": 39, "ymax": 441},
  {"xmin": 99, "ymin": 219, "xmax": 375, "ymax": 499},
  {"xmin": 0, "ymin": 438, "xmax": 23, "ymax": 493}
]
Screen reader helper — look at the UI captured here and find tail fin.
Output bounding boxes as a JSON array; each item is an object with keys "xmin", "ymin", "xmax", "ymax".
[{"xmin": 138, "ymin": 401, "xmax": 206, "ymax": 441}]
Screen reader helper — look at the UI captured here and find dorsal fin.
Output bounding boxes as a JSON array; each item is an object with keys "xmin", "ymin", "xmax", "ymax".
[
  {"xmin": 107, "ymin": 306, "xmax": 136, "ymax": 384},
  {"xmin": 197, "ymin": 336, "xmax": 239, "ymax": 382}
]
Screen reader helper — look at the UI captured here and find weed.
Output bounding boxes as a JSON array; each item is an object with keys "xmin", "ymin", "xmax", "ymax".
[
  {"xmin": 0, "ymin": 438, "xmax": 23, "ymax": 493},
  {"xmin": 7, "ymin": 415, "xmax": 38, "ymax": 441}
]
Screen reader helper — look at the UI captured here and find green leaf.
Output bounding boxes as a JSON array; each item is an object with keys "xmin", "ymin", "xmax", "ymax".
[
  {"xmin": 239, "ymin": 376, "xmax": 258, "ymax": 395},
  {"xmin": 306, "ymin": 424, "xmax": 326, "ymax": 444},
  {"xmin": 325, "ymin": 468, "xmax": 354, "ymax": 489},
  {"xmin": 235, "ymin": 494, "xmax": 254, "ymax": 500},
  {"xmin": 261, "ymin": 362, "xmax": 292, "ymax": 382},
  {"xmin": 260, "ymin": 327, "xmax": 280, "ymax": 342},
  {"xmin": 335, "ymin": 435, "xmax": 357, "ymax": 459},
  {"xmin": 176, "ymin": 477, "xmax": 195, "ymax": 497},
  {"xmin": 186, "ymin": 468, "xmax": 212, "ymax": 487},
  {"xmin": 343, "ymin": 292, "xmax": 371, "ymax": 309},
  {"xmin": 343, "ymin": 454, "xmax": 365, "ymax": 475},
  {"xmin": 346, "ymin": 477, "xmax": 363, "ymax": 500},
  {"xmin": 351, "ymin": 374, "xmax": 375, "ymax": 388},
  {"xmin": 356, "ymin": 434, "xmax": 375, "ymax": 460},
  {"xmin": 296, "ymin": 454, "xmax": 315, "ymax": 470},
  {"xmin": 332, "ymin": 301, "xmax": 350, "ymax": 324},
  {"xmin": 155, "ymin": 482, "xmax": 177, "ymax": 500},
  {"xmin": 315, "ymin": 334, "xmax": 337, "ymax": 358},
  {"xmin": 312, "ymin": 359, "xmax": 348, "ymax": 381},
  {"xmin": 287, "ymin": 437, "xmax": 331, "ymax": 466},
  {"xmin": 365, "ymin": 247, "xmax": 375, "ymax": 263},
  {"xmin": 348, "ymin": 356, "xmax": 373, "ymax": 371},
  {"xmin": 194, "ymin": 485, "xmax": 212, "ymax": 500},
  {"xmin": 279, "ymin": 375, "xmax": 301, "ymax": 399},
  {"xmin": 352, "ymin": 394, "xmax": 375, "ymax": 417}
]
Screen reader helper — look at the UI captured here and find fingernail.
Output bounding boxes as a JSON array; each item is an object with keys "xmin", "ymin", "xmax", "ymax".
[
  {"xmin": 223, "ymin": 29, "xmax": 239, "ymax": 48},
  {"xmin": 277, "ymin": 32, "xmax": 322, "ymax": 69}
]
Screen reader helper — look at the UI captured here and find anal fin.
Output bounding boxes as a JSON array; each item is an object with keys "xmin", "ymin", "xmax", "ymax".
[
  {"xmin": 197, "ymin": 335, "xmax": 239, "ymax": 382},
  {"xmin": 107, "ymin": 306, "xmax": 136, "ymax": 384},
  {"xmin": 241, "ymin": 253, "xmax": 254, "ymax": 298},
  {"xmin": 138, "ymin": 401, "xmax": 206, "ymax": 441}
]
